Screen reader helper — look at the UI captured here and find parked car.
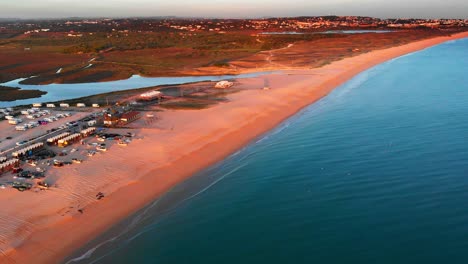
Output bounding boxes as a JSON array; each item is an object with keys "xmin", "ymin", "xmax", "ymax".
[
  {"xmin": 16, "ymin": 141, "xmax": 28, "ymax": 146},
  {"xmin": 12, "ymin": 167, "xmax": 23, "ymax": 173}
]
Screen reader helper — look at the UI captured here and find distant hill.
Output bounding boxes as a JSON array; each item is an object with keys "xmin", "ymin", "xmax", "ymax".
[{"xmin": 0, "ymin": 18, "xmax": 21, "ymax": 22}]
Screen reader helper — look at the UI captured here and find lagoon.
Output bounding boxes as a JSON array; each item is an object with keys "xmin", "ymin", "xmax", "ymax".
[{"xmin": 0, "ymin": 72, "xmax": 271, "ymax": 107}]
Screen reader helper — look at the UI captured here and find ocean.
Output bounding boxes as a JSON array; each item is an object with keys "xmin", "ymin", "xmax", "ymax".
[{"xmin": 67, "ymin": 37, "xmax": 468, "ymax": 264}]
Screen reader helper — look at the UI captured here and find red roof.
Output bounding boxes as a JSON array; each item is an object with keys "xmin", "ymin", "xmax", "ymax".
[{"xmin": 120, "ymin": 111, "xmax": 140, "ymax": 120}]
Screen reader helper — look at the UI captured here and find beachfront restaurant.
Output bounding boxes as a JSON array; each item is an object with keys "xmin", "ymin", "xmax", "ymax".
[
  {"xmin": 103, "ymin": 114, "xmax": 120, "ymax": 127},
  {"xmin": 12, "ymin": 143, "xmax": 44, "ymax": 158},
  {"xmin": 120, "ymin": 111, "xmax": 140, "ymax": 124},
  {"xmin": 46, "ymin": 132, "xmax": 71, "ymax": 145},
  {"xmin": 0, "ymin": 159, "xmax": 20, "ymax": 174},
  {"xmin": 57, "ymin": 133, "xmax": 81, "ymax": 148}
]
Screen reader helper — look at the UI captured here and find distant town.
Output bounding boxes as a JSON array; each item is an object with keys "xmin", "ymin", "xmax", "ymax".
[{"xmin": 0, "ymin": 16, "xmax": 467, "ymax": 37}]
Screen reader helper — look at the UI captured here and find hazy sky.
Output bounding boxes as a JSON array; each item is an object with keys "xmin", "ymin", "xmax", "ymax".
[{"xmin": 1, "ymin": 0, "xmax": 467, "ymax": 19}]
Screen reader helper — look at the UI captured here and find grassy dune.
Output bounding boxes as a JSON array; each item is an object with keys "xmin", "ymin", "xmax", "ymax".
[
  {"xmin": 0, "ymin": 29, "xmax": 459, "ymax": 85},
  {"xmin": 0, "ymin": 85, "xmax": 47, "ymax": 101}
]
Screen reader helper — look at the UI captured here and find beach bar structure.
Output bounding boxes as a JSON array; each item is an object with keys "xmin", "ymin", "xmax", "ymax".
[
  {"xmin": 0, "ymin": 159, "xmax": 20, "ymax": 174},
  {"xmin": 46, "ymin": 132, "xmax": 71, "ymax": 145},
  {"xmin": 80, "ymin": 127, "xmax": 96, "ymax": 137},
  {"xmin": 12, "ymin": 143, "xmax": 44, "ymax": 158},
  {"xmin": 58, "ymin": 133, "xmax": 81, "ymax": 148}
]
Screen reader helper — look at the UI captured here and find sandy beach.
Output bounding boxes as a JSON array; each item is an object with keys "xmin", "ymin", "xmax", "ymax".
[{"xmin": 1, "ymin": 31, "xmax": 467, "ymax": 264}]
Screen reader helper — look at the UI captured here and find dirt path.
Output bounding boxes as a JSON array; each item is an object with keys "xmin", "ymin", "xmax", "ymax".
[{"xmin": 264, "ymin": 43, "xmax": 294, "ymax": 68}]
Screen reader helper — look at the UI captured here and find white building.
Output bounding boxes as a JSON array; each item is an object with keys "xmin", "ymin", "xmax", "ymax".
[
  {"xmin": 214, "ymin": 81, "xmax": 234, "ymax": 89},
  {"xmin": 140, "ymin": 90, "xmax": 163, "ymax": 100}
]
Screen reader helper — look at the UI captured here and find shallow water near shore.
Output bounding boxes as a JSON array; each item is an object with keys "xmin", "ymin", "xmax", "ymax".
[
  {"xmin": 67, "ymin": 37, "xmax": 468, "ymax": 263},
  {"xmin": 261, "ymin": 30, "xmax": 393, "ymax": 35},
  {"xmin": 0, "ymin": 72, "xmax": 272, "ymax": 107}
]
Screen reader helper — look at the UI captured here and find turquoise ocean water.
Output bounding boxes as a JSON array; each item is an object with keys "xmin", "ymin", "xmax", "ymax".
[{"xmin": 67, "ymin": 37, "xmax": 468, "ymax": 264}]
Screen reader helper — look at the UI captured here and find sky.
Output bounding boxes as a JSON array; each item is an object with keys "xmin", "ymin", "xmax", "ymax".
[{"xmin": 1, "ymin": 0, "xmax": 467, "ymax": 19}]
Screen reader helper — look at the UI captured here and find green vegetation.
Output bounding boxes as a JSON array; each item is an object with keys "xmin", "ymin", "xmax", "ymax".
[
  {"xmin": 212, "ymin": 60, "xmax": 230, "ymax": 67},
  {"xmin": 0, "ymin": 29, "xmax": 452, "ymax": 86},
  {"xmin": 159, "ymin": 99, "xmax": 216, "ymax": 110},
  {"xmin": 0, "ymin": 85, "xmax": 47, "ymax": 101},
  {"xmin": 2, "ymin": 31, "xmax": 342, "ymax": 55}
]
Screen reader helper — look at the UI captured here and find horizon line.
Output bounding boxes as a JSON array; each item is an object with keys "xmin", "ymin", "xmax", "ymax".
[{"xmin": 1, "ymin": 15, "xmax": 467, "ymax": 21}]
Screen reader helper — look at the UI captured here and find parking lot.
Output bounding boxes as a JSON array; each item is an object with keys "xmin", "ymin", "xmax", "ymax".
[
  {"xmin": 0, "ymin": 109, "xmax": 97, "ymax": 155},
  {"xmin": 0, "ymin": 127, "xmax": 136, "ymax": 191}
]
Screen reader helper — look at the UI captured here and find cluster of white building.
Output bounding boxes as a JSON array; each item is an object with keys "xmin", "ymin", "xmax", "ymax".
[
  {"xmin": 39, "ymin": 102, "xmax": 99, "ymax": 108},
  {"xmin": 43, "ymin": 103, "xmax": 90, "ymax": 108},
  {"xmin": 23, "ymin": 28, "xmax": 50, "ymax": 34}
]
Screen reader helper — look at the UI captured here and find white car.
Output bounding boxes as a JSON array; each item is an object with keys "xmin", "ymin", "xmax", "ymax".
[
  {"xmin": 16, "ymin": 141, "xmax": 28, "ymax": 146},
  {"xmin": 96, "ymin": 146, "xmax": 107, "ymax": 152},
  {"xmin": 16, "ymin": 125, "xmax": 28, "ymax": 131}
]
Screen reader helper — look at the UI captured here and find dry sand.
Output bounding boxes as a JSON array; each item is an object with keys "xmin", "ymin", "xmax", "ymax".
[{"xmin": 1, "ymin": 32, "xmax": 467, "ymax": 264}]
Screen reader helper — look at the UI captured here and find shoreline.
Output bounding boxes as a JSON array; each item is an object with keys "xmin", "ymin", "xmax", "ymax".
[{"xmin": 3, "ymin": 32, "xmax": 468, "ymax": 264}]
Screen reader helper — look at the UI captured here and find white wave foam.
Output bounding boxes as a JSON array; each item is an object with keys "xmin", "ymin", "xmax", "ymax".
[
  {"xmin": 65, "ymin": 198, "xmax": 162, "ymax": 264},
  {"xmin": 66, "ymin": 163, "xmax": 245, "ymax": 263}
]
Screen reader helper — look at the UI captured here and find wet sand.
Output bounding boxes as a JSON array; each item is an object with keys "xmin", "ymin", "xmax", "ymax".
[{"xmin": 1, "ymin": 31, "xmax": 468, "ymax": 264}]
